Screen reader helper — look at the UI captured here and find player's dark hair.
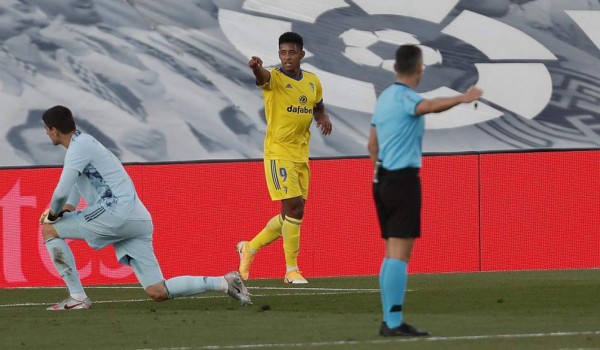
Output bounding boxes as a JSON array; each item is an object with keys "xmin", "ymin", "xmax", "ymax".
[
  {"xmin": 42, "ymin": 105, "xmax": 76, "ymax": 133},
  {"xmin": 279, "ymin": 32, "xmax": 304, "ymax": 50},
  {"xmin": 394, "ymin": 45, "xmax": 423, "ymax": 75}
]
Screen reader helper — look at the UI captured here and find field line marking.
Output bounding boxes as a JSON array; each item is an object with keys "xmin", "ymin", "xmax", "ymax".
[
  {"xmin": 136, "ymin": 331, "xmax": 600, "ymax": 350},
  {"xmin": 6, "ymin": 286, "xmax": 141, "ymax": 289},
  {"xmin": 0, "ymin": 289, "xmax": 380, "ymax": 308},
  {"xmin": 248, "ymin": 287, "xmax": 381, "ymax": 292},
  {"xmin": 5, "ymin": 286, "xmax": 382, "ymax": 292}
]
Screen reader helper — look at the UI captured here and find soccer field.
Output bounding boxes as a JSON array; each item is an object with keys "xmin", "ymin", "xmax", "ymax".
[{"xmin": 1, "ymin": 270, "xmax": 599, "ymax": 350}]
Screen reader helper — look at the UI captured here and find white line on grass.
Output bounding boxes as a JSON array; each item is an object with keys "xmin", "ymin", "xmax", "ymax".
[
  {"xmin": 136, "ymin": 331, "xmax": 600, "ymax": 350},
  {"xmin": 7, "ymin": 286, "xmax": 141, "ymax": 289},
  {"xmin": 6, "ymin": 286, "xmax": 381, "ymax": 292},
  {"xmin": 0, "ymin": 288, "xmax": 380, "ymax": 308},
  {"xmin": 248, "ymin": 287, "xmax": 383, "ymax": 292}
]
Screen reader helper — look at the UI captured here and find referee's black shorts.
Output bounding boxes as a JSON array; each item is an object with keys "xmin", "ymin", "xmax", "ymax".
[{"xmin": 373, "ymin": 166, "xmax": 421, "ymax": 239}]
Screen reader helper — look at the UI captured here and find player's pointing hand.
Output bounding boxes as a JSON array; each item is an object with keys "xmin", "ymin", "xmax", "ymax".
[{"xmin": 248, "ymin": 56, "xmax": 263, "ymax": 69}]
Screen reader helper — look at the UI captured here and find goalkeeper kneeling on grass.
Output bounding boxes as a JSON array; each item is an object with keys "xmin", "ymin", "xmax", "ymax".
[{"xmin": 39, "ymin": 105, "xmax": 251, "ymax": 310}]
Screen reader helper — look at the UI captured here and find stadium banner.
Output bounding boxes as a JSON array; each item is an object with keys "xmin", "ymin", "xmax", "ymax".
[
  {"xmin": 1, "ymin": 153, "xmax": 599, "ymax": 287},
  {"xmin": 2, "ymin": 0, "xmax": 600, "ymax": 168},
  {"xmin": 479, "ymin": 151, "xmax": 600, "ymax": 271}
]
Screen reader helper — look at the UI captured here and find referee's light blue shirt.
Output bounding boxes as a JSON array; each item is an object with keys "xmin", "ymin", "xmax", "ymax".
[{"xmin": 371, "ymin": 83, "xmax": 424, "ymax": 170}]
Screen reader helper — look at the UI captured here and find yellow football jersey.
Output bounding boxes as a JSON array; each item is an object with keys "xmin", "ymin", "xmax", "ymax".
[{"xmin": 259, "ymin": 68, "xmax": 323, "ymax": 162}]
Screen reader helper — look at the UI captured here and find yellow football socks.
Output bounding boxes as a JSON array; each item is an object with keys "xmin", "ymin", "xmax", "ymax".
[
  {"xmin": 282, "ymin": 216, "xmax": 302, "ymax": 269},
  {"xmin": 248, "ymin": 214, "xmax": 284, "ymax": 252}
]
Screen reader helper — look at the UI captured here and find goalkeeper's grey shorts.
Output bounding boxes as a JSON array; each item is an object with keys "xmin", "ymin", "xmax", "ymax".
[{"xmin": 53, "ymin": 206, "xmax": 164, "ymax": 288}]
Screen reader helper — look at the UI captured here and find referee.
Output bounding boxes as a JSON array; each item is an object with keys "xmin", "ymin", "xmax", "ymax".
[{"xmin": 368, "ymin": 45, "xmax": 482, "ymax": 337}]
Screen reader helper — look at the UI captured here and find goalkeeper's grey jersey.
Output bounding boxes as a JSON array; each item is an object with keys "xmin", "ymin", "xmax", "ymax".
[{"xmin": 64, "ymin": 130, "xmax": 151, "ymax": 220}]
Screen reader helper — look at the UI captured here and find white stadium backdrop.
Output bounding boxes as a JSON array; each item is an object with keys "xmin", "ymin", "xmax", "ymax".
[{"xmin": 1, "ymin": 0, "xmax": 599, "ymax": 166}]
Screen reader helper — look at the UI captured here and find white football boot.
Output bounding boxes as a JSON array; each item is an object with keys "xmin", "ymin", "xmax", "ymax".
[
  {"xmin": 47, "ymin": 297, "xmax": 91, "ymax": 311},
  {"xmin": 224, "ymin": 271, "xmax": 252, "ymax": 305}
]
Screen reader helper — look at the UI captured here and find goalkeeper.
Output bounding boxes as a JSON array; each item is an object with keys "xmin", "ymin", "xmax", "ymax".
[{"xmin": 39, "ymin": 105, "xmax": 251, "ymax": 310}]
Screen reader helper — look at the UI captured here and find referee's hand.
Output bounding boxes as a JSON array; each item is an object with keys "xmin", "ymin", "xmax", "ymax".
[{"xmin": 462, "ymin": 86, "xmax": 483, "ymax": 103}]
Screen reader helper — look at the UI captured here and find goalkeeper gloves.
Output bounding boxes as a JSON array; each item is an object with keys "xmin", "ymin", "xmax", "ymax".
[{"xmin": 39, "ymin": 209, "xmax": 71, "ymax": 225}]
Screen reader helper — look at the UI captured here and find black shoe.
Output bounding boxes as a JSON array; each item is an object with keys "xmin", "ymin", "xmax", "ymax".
[{"xmin": 379, "ymin": 322, "xmax": 430, "ymax": 337}]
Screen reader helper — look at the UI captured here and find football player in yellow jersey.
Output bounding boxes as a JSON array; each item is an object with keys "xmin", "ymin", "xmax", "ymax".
[{"xmin": 236, "ymin": 32, "xmax": 332, "ymax": 284}]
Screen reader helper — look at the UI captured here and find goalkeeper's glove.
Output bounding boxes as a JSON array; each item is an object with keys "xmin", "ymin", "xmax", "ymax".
[{"xmin": 39, "ymin": 209, "xmax": 71, "ymax": 225}]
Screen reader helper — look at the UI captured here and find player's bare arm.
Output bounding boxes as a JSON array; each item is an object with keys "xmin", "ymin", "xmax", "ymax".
[
  {"xmin": 248, "ymin": 56, "xmax": 270, "ymax": 86},
  {"xmin": 416, "ymin": 85, "xmax": 483, "ymax": 115},
  {"xmin": 367, "ymin": 126, "xmax": 379, "ymax": 167},
  {"xmin": 313, "ymin": 103, "xmax": 332, "ymax": 135}
]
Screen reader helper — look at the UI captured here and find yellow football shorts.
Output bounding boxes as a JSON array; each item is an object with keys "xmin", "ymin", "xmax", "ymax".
[{"xmin": 264, "ymin": 159, "xmax": 310, "ymax": 200}]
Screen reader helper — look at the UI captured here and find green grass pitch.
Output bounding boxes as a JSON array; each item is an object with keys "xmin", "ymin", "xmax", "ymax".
[{"xmin": 1, "ymin": 269, "xmax": 599, "ymax": 349}]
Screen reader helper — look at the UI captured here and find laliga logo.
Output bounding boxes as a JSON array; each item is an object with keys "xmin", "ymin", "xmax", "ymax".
[{"xmin": 217, "ymin": 0, "xmax": 597, "ymax": 132}]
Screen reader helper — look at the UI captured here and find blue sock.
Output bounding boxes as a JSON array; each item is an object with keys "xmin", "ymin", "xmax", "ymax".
[
  {"xmin": 381, "ymin": 258, "xmax": 408, "ymax": 329},
  {"xmin": 379, "ymin": 258, "xmax": 389, "ymax": 323},
  {"xmin": 45, "ymin": 238, "xmax": 84, "ymax": 295},
  {"xmin": 165, "ymin": 276, "xmax": 227, "ymax": 299}
]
